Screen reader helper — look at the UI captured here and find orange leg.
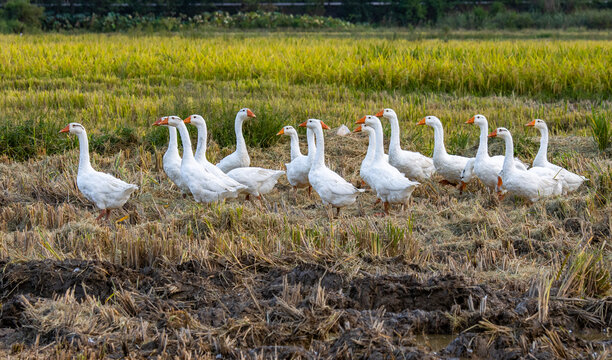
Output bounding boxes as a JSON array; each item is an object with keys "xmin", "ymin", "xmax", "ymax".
[
  {"xmin": 95, "ymin": 210, "xmax": 106, "ymax": 221},
  {"xmin": 308, "ymin": 186, "xmax": 312, "ymax": 198},
  {"xmin": 458, "ymin": 181, "xmax": 467, "ymax": 195}
]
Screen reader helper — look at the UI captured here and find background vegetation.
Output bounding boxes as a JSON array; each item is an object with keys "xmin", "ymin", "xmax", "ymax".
[{"xmin": 2, "ymin": 0, "xmax": 612, "ymax": 33}]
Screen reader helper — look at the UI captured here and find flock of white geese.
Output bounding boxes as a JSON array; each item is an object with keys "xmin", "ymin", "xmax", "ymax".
[{"xmin": 59, "ymin": 108, "xmax": 587, "ymax": 220}]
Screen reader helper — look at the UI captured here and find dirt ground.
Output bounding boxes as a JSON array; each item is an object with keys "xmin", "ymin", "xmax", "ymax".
[{"xmin": 0, "ymin": 257, "xmax": 609, "ymax": 359}]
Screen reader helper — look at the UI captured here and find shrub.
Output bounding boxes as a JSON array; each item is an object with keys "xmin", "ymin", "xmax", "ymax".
[
  {"xmin": 588, "ymin": 111, "xmax": 611, "ymax": 152},
  {"xmin": 0, "ymin": 0, "xmax": 44, "ymax": 31}
]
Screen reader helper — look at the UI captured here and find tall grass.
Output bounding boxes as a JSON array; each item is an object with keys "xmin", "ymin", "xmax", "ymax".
[
  {"xmin": 1, "ymin": 33, "xmax": 611, "ymax": 161},
  {"xmin": 588, "ymin": 111, "xmax": 611, "ymax": 152}
]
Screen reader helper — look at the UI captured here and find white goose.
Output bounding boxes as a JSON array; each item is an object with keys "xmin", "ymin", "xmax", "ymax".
[
  {"xmin": 216, "ymin": 108, "xmax": 256, "ymax": 173},
  {"xmin": 277, "ymin": 125, "xmax": 315, "ymax": 195},
  {"xmin": 60, "ymin": 123, "xmax": 138, "ymax": 221},
  {"xmin": 153, "ymin": 117, "xmax": 190, "ymax": 197},
  {"xmin": 526, "ymin": 119, "xmax": 587, "ymax": 193},
  {"xmin": 489, "ymin": 127, "xmax": 562, "ymax": 202},
  {"xmin": 465, "ymin": 114, "xmax": 527, "ymax": 191},
  {"xmin": 355, "ymin": 124, "xmax": 378, "ymax": 190},
  {"xmin": 157, "ymin": 116, "xmax": 243, "ymax": 203},
  {"xmin": 356, "ymin": 115, "xmax": 419, "ymax": 215},
  {"xmin": 300, "ymin": 119, "xmax": 363, "ymax": 217},
  {"xmin": 185, "ymin": 114, "xmax": 248, "ymax": 193},
  {"xmin": 225, "ymin": 167, "xmax": 285, "ymax": 202},
  {"xmin": 418, "ymin": 116, "xmax": 473, "ymax": 188},
  {"xmin": 377, "ymin": 108, "xmax": 435, "ymax": 181}
]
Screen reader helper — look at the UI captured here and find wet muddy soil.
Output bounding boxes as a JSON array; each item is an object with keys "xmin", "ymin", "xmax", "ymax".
[{"xmin": 0, "ymin": 258, "xmax": 609, "ymax": 358}]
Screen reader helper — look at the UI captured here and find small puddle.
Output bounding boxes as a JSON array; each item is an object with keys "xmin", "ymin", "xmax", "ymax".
[{"xmin": 414, "ymin": 334, "xmax": 456, "ymax": 352}]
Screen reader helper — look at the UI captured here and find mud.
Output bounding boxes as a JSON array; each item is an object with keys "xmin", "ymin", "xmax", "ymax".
[{"xmin": 0, "ymin": 258, "xmax": 608, "ymax": 358}]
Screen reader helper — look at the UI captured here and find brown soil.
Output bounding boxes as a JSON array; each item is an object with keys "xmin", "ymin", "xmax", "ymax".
[{"xmin": 0, "ymin": 258, "xmax": 608, "ymax": 359}]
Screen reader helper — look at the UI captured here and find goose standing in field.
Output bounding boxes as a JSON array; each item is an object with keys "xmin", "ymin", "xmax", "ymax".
[
  {"xmin": 60, "ymin": 123, "xmax": 138, "ymax": 221},
  {"xmin": 489, "ymin": 128, "xmax": 562, "ymax": 202},
  {"xmin": 153, "ymin": 117, "xmax": 190, "ymax": 198},
  {"xmin": 225, "ymin": 167, "xmax": 285, "ymax": 202},
  {"xmin": 377, "ymin": 108, "xmax": 435, "ymax": 181},
  {"xmin": 418, "ymin": 116, "xmax": 473, "ymax": 190},
  {"xmin": 356, "ymin": 115, "xmax": 419, "ymax": 215},
  {"xmin": 277, "ymin": 125, "xmax": 315, "ymax": 196},
  {"xmin": 526, "ymin": 119, "xmax": 587, "ymax": 193},
  {"xmin": 184, "ymin": 114, "xmax": 248, "ymax": 193},
  {"xmin": 216, "ymin": 108, "xmax": 256, "ymax": 173},
  {"xmin": 464, "ymin": 114, "xmax": 528, "ymax": 192},
  {"xmin": 155, "ymin": 116, "xmax": 243, "ymax": 203},
  {"xmin": 300, "ymin": 119, "xmax": 363, "ymax": 217}
]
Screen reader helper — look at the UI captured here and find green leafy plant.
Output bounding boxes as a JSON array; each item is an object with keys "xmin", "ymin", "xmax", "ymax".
[{"xmin": 588, "ymin": 111, "xmax": 611, "ymax": 152}]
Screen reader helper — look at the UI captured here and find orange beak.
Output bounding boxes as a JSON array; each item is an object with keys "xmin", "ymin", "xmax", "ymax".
[
  {"xmin": 276, "ymin": 128, "xmax": 285, "ymax": 136},
  {"xmin": 466, "ymin": 116, "xmax": 475, "ymax": 124},
  {"xmin": 157, "ymin": 117, "xmax": 169, "ymax": 126},
  {"xmin": 375, "ymin": 109, "xmax": 384, "ymax": 117},
  {"xmin": 417, "ymin": 118, "xmax": 426, "ymax": 125},
  {"xmin": 526, "ymin": 120, "xmax": 536, "ymax": 127},
  {"xmin": 354, "ymin": 125, "xmax": 362, "ymax": 132},
  {"xmin": 488, "ymin": 130, "xmax": 497, "ymax": 137},
  {"xmin": 356, "ymin": 116, "xmax": 366, "ymax": 124},
  {"xmin": 246, "ymin": 109, "xmax": 256, "ymax": 118},
  {"xmin": 59, "ymin": 125, "xmax": 70, "ymax": 133},
  {"xmin": 321, "ymin": 121, "xmax": 330, "ymax": 130},
  {"xmin": 298, "ymin": 121, "xmax": 307, "ymax": 128},
  {"xmin": 183, "ymin": 116, "xmax": 192, "ymax": 124}
]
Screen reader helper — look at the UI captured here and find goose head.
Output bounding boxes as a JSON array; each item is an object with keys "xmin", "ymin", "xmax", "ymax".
[
  {"xmin": 276, "ymin": 125, "xmax": 297, "ymax": 136},
  {"xmin": 184, "ymin": 114, "xmax": 206, "ymax": 128},
  {"xmin": 60, "ymin": 122, "xmax": 86, "ymax": 135},
  {"xmin": 356, "ymin": 115, "xmax": 381, "ymax": 128},
  {"xmin": 298, "ymin": 119, "xmax": 330, "ymax": 131},
  {"xmin": 353, "ymin": 124, "xmax": 374, "ymax": 134},
  {"xmin": 526, "ymin": 119, "xmax": 548, "ymax": 131},
  {"xmin": 488, "ymin": 127, "xmax": 511, "ymax": 139},
  {"xmin": 375, "ymin": 108, "xmax": 397, "ymax": 119},
  {"xmin": 466, "ymin": 114, "xmax": 488, "ymax": 127},
  {"xmin": 237, "ymin": 108, "xmax": 256, "ymax": 121},
  {"xmin": 155, "ymin": 116, "xmax": 183, "ymax": 127},
  {"xmin": 417, "ymin": 115, "xmax": 441, "ymax": 127}
]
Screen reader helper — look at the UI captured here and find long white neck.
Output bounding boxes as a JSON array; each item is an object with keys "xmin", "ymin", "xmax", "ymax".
[
  {"xmin": 363, "ymin": 129, "xmax": 376, "ymax": 166},
  {"xmin": 306, "ymin": 128, "xmax": 316, "ymax": 165},
  {"xmin": 431, "ymin": 122, "xmax": 448, "ymax": 161},
  {"xmin": 373, "ymin": 121, "xmax": 386, "ymax": 162},
  {"xmin": 166, "ymin": 126, "xmax": 180, "ymax": 158},
  {"xmin": 288, "ymin": 132, "xmax": 302, "ymax": 160},
  {"xmin": 194, "ymin": 123, "xmax": 208, "ymax": 164},
  {"xmin": 475, "ymin": 123, "xmax": 490, "ymax": 160},
  {"xmin": 235, "ymin": 115, "xmax": 247, "ymax": 154},
  {"xmin": 502, "ymin": 134, "xmax": 515, "ymax": 175},
  {"xmin": 76, "ymin": 130, "xmax": 93, "ymax": 173},
  {"xmin": 534, "ymin": 126, "xmax": 549, "ymax": 165},
  {"xmin": 175, "ymin": 122, "xmax": 195, "ymax": 163},
  {"xmin": 312, "ymin": 126, "xmax": 326, "ymax": 168},
  {"xmin": 388, "ymin": 114, "xmax": 402, "ymax": 153}
]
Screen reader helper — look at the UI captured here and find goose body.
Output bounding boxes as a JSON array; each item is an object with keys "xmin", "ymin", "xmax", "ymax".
[
  {"xmin": 226, "ymin": 167, "xmax": 285, "ymax": 198},
  {"xmin": 155, "ymin": 118, "xmax": 190, "ymax": 196},
  {"xmin": 464, "ymin": 115, "xmax": 528, "ymax": 190},
  {"xmin": 490, "ymin": 127, "xmax": 562, "ymax": 202},
  {"xmin": 356, "ymin": 115, "xmax": 419, "ymax": 213},
  {"xmin": 156, "ymin": 116, "xmax": 243, "ymax": 203},
  {"xmin": 527, "ymin": 119, "xmax": 587, "ymax": 194},
  {"xmin": 418, "ymin": 116, "xmax": 473, "ymax": 185},
  {"xmin": 60, "ymin": 123, "xmax": 138, "ymax": 220},
  {"xmin": 277, "ymin": 125, "xmax": 315, "ymax": 190},
  {"xmin": 301, "ymin": 119, "xmax": 363, "ymax": 215},
  {"xmin": 216, "ymin": 108, "xmax": 256, "ymax": 173},
  {"xmin": 378, "ymin": 109, "xmax": 435, "ymax": 181},
  {"xmin": 186, "ymin": 114, "xmax": 248, "ymax": 193}
]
